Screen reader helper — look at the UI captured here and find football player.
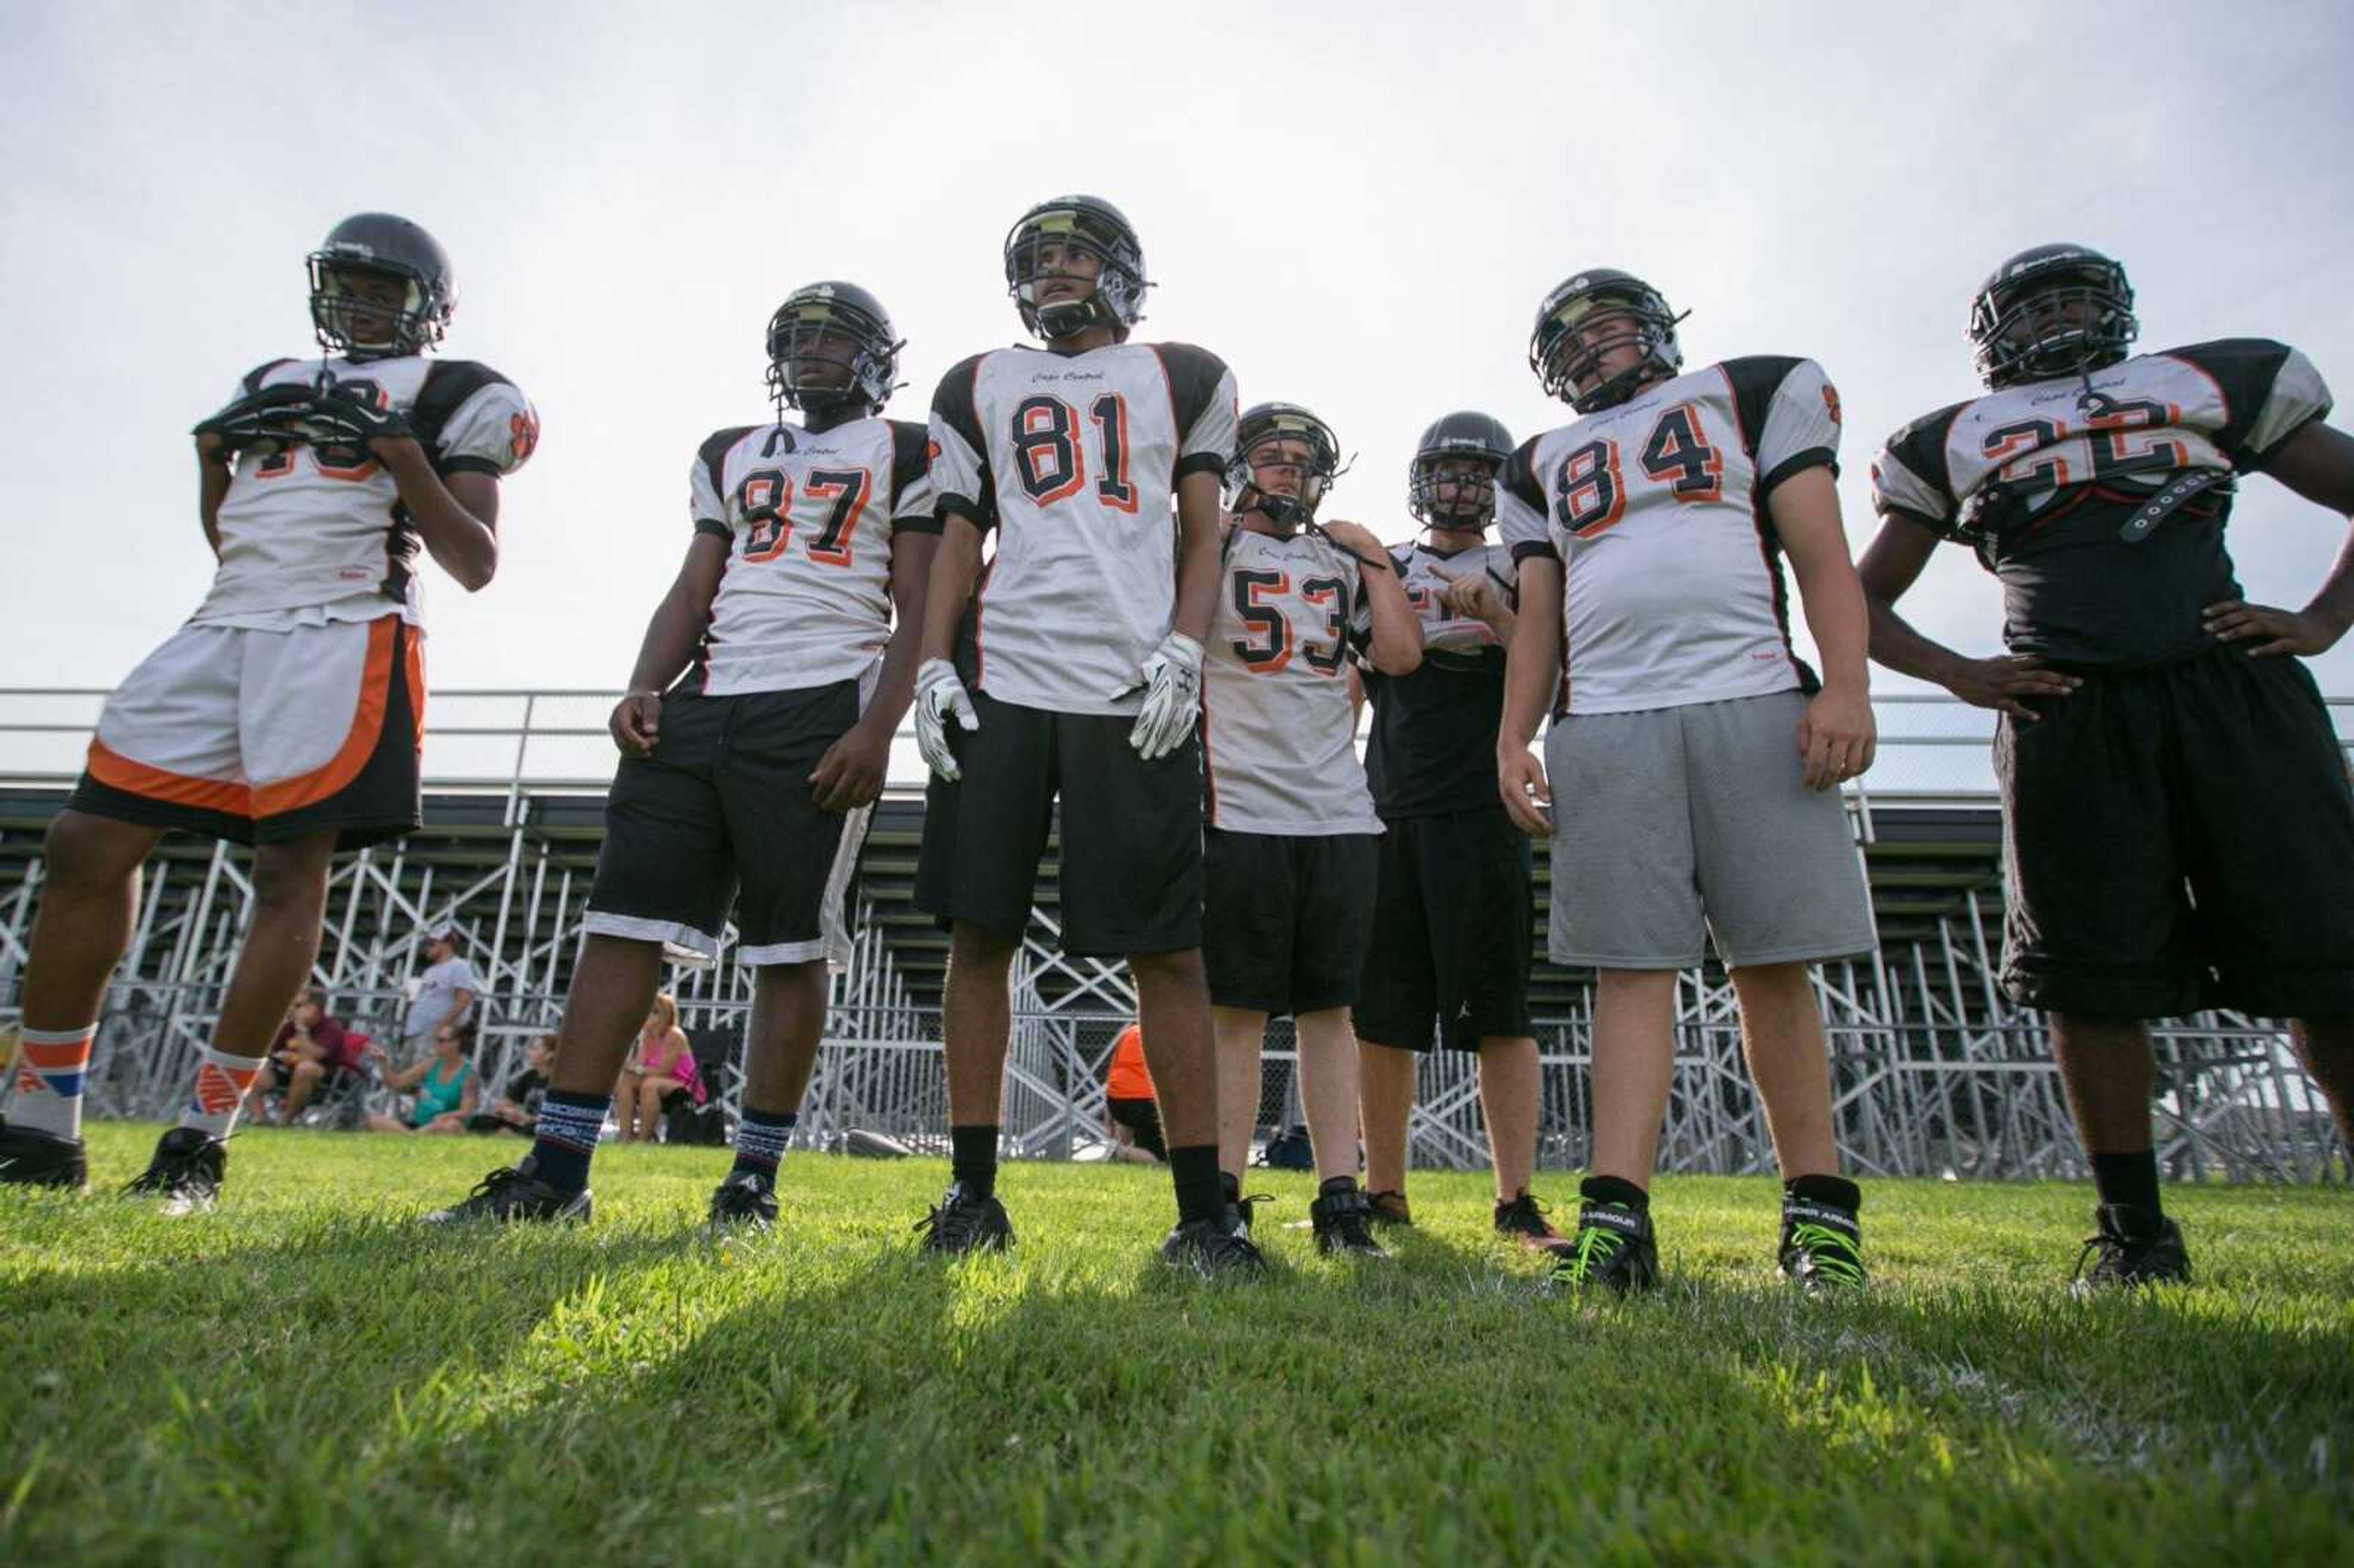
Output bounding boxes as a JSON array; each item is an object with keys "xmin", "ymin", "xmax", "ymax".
[
  {"xmin": 1495, "ymin": 270, "xmax": 1880, "ymax": 1296},
  {"xmin": 424, "ymin": 281, "xmax": 935, "ymax": 1228},
  {"xmin": 1351, "ymin": 412, "xmax": 1566, "ymax": 1250},
  {"xmin": 1200, "ymin": 403, "xmax": 1421, "ymax": 1257},
  {"xmin": 1859, "ymin": 243, "xmax": 2354, "ymax": 1288},
  {"xmin": 0, "ymin": 213, "xmax": 533, "ymax": 1206},
  {"xmin": 911, "ymin": 196, "xmax": 1259, "ymax": 1273}
]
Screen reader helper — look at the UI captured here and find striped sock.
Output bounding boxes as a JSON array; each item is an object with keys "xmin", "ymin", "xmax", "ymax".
[
  {"xmin": 10, "ymin": 1025, "xmax": 97, "ymax": 1141},
  {"xmin": 179, "ymin": 1045, "xmax": 267, "ymax": 1141},
  {"xmin": 528, "ymin": 1090, "xmax": 610, "ymax": 1196},
  {"xmin": 731, "ymin": 1109, "xmax": 797, "ymax": 1178}
]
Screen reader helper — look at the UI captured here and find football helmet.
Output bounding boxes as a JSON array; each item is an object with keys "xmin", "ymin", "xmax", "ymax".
[
  {"xmin": 1407, "ymin": 411, "xmax": 1514, "ymax": 532},
  {"xmin": 307, "ymin": 213, "xmax": 455, "ymax": 361},
  {"xmin": 1528, "ymin": 268, "xmax": 1685, "ymax": 412},
  {"xmin": 1970, "ymin": 243, "xmax": 2138, "ymax": 389},
  {"xmin": 765, "ymin": 281, "xmax": 904, "ymax": 415},
  {"xmin": 1228, "ymin": 402, "xmax": 1346, "ymax": 533},
  {"xmin": 1003, "ymin": 195, "xmax": 1148, "ymax": 340}
]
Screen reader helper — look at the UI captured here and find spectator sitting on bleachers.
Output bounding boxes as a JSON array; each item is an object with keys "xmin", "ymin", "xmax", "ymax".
[
  {"xmin": 365, "ymin": 1024, "xmax": 479, "ymax": 1134},
  {"xmin": 468, "ymin": 1032, "xmax": 553, "ymax": 1136},
  {"xmin": 245, "ymin": 989, "xmax": 358, "ymax": 1126},
  {"xmin": 617, "ymin": 993, "xmax": 704, "ymax": 1142},
  {"xmin": 1103, "ymin": 1022, "xmax": 1166, "ymax": 1164}
]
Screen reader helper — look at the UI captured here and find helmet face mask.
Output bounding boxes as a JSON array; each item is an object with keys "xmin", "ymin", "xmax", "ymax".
[
  {"xmin": 1406, "ymin": 411, "xmax": 1515, "ymax": 531},
  {"xmin": 1528, "ymin": 271, "xmax": 1683, "ymax": 412},
  {"xmin": 1970, "ymin": 245, "xmax": 2138, "ymax": 389},
  {"xmin": 764, "ymin": 283, "xmax": 904, "ymax": 416},
  {"xmin": 306, "ymin": 213, "xmax": 454, "ymax": 361},
  {"xmin": 1004, "ymin": 197, "xmax": 1148, "ymax": 341},
  {"xmin": 1227, "ymin": 404, "xmax": 1344, "ymax": 535}
]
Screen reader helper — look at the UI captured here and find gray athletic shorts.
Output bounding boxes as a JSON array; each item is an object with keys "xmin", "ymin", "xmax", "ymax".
[{"xmin": 1543, "ymin": 690, "xmax": 1877, "ymax": 969}]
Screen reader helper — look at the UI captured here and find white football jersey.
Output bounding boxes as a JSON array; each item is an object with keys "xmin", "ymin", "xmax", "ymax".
[
  {"xmin": 192, "ymin": 355, "xmax": 536, "ymax": 629},
  {"xmin": 1202, "ymin": 525, "xmax": 1380, "ymax": 835},
  {"xmin": 929, "ymin": 341, "xmax": 1238, "ymax": 714},
  {"xmin": 689, "ymin": 416, "xmax": 935, "ymax": 696},
  {"xmin": 1498, "ymin": 356, "xmax": 1840, "ymax": 716},
  {"xmin": 1391, "ymin": 539, "xmax": 1517, "ymax": 663},
  {"xmin": 1870, "ymin": 340, "xmax": 2332, "ymax": 666}
]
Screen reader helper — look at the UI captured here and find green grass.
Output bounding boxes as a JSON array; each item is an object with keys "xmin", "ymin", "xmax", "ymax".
[{"xmin": 2, "ymin": 1127, "xmax": 2350, "ymax": 1566}]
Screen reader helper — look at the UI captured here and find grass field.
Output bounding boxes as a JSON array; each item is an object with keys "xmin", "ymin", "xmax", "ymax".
[{"xmin": 1, "ymin": 1125, "xmax": 2349, "ymax": 1565}]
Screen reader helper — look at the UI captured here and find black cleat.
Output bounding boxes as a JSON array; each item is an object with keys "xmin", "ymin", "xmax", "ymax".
[
  {"xmin": 1160, "ymin": 1214, "xmax": 1268, "ymax": 1277},
  {"xmin": 1494, "ymin": 1189, "xmax": 1567, "ymax": 1251},
  {"xmin": 1366, "ymin": 1189, "xmax": 1412, "ymax": 1229},
  {"xmin": 1309, "ymin": 1179, "xmax": 1387, "ymax": 1258},
  {"xmin": 2071, "ymin": 1204, "xmax": 2190, "ymax": 1294},
  {"xmin": 422, "ymin": 1156, "xmax": 592, "ymax": 1224},
  {"xmin": 1548, "ymin": 1199, "xmax": 1661, "ymax": 1296},
  {"xmin": 1778, "ymin": 1193, "xmax": 1867, "ymax": 1296},
  {"xmin": 123, "ymin": 1127, "xmax": 226, "ymax": 1215},
  {"xmin": 707, "ymin": 1169, "xmax": 778, "ymax": 1233},
  {"xmin": 915, "ymin": 1182, "xmax": 1013, "ymax": 1255},
  {"xmin": 0, "ymin": 1122, "xmax": 88, "ymax": 1190}
]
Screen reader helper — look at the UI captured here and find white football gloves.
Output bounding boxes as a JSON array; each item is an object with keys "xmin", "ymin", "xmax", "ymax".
[
  {"xmin": 1112, "ymin": 631, "xmax": 1205, "ymax": 761},
  {"xmin": 913, "ymin": 658, "xmax": 978, "ymax": 781}
]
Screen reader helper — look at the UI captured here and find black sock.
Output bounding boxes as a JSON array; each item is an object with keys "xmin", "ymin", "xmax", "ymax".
[
  {"xmin": 1786, "ymin": 1173, "xmax": 1861, "ymax": 1212},
  {"xmin": 2090, "ymin": 1149, "xmax": 2163, "ymax": 1219},
  {"xmin": 1318, "ymin": 1174, "xmax": 1358, "ymax": 1199},
  {"xmin": 527, "ymin": 1090, "xmax": 611, "ymax": 1197},
  {"xmin": 1580, "ymin": 1174, "xmax": 1649, "ymax": 1209},
  {"xmin": 1220, "ymin": 1170, "xmax": 1241, "ymax": 1206},
  {"xmin": 731, "ymin": 1108, "xmax": 796, "ymax": 1178},
  {"xmin": 950, "ymin": 1124, "xmax": 999, "ymax": 1199},
  {"xmin": 1170, "ymin": 1144, "xmax": 1224, "ymax": 1226}
]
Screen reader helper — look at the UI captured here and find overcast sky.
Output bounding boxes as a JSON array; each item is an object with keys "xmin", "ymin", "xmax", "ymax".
[{"xmin": 6, "ymin": 0, "xmax": 2353, "ymax": 750}]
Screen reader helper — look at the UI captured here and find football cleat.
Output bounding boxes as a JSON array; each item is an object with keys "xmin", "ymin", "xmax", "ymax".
[
  {"xmin": 1160, "ymin": 1214, "xmax": 1268, "ymax": 1277},
  {"xmin": 2071, "ymin": 1205, "xmax": 2191, "ymax": 1294},
  {"xmin": 1309, "ymin": 1180, "xmax": 1387, "ymax": 1258},
  {"xmin": 421, "ymin": 1157, "xmax": 592, "ymax": 1224},
  {"xmin": 1548, "ymin": 1199, "xmax": 1661, "ymax": 1296},
  {"xmin": 1493, "ymin": 1189, "xmax": 1567, "ymax": 1250},
  {"xmin": 0, "ymin": 1122, "xmax": 88, "ymax": 1190},
  {"xmin": 122, "ymin": 1127, "xmax": 226, "ymax": 1216},
  {"xmin": 915, "ymin": 1182, "xmax": 1014, "ymax": 1256},
  {"xmin": 1778, "ymin": 1193, "xmax": 1867, "ymax": 1296},
  {"xmin": 1366, "ymin": 1189, "xmax": 1413, "ymax": 1228},
  {"xmin": 707, "ymin": 1169, "xmax": 779, "ymax": 1233},
  {"xmin": 1220, "ymin": 1171, "xmax": 1273, "ymax": 1235}
]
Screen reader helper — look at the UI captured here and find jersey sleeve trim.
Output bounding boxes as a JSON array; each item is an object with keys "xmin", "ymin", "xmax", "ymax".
[
  {"xmin": 238, "ymin": 359, "xmax": 295, "ymax": 395},
  {"xmin": 1509, "ymin": 538, "xmax": 1560, "ymax": 565},
  {"xmin": 438, "ymin": 455, "xmax": 503, "ymax": 479},
  {"xmin": 1175, "ymin": 452, "xmax": 1227, "ymax": 480},
  {"xmin": 1152, "ymin": 343, "xmax": 1232, "ymax": 447},
  {"xmin": 889, "ymin": 514, "xmax": 945, "ymax": 536},
  {"xmin": 697, "ymin": 425, "xmax": 758, "ymax": 509},
  {"xmin": 1759, "ymin": 447, "xmax": 1837, "ymax": 495},
  {"xmin": 693, "ymin": 518, "xmax": 733, "ymax": 542}
]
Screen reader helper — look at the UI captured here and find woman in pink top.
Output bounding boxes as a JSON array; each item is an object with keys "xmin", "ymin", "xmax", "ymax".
[{"xmin": 617, "ymin": 992, "xmax": 703, "ymax": 1141}]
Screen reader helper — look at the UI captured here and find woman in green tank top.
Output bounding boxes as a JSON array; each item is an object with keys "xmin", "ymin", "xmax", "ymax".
[{"xmin": 365, "ymin": 1025, "xmax": 480, "ymax": 1133}]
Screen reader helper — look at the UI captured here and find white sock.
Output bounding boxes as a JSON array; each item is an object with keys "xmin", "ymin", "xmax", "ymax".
[
  {"xmin": 178, "ymin": 1045, "xmax": 268, "ymax": 1140},
  {"xmin": 10, "ymin": 1024, "xmax": 97, "ymax": 1141}
]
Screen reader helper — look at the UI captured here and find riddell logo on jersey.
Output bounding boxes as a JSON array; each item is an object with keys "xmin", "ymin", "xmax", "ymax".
[{"xmin": 338, "ymin": 567, "xmax": 370, "ymax": 580}]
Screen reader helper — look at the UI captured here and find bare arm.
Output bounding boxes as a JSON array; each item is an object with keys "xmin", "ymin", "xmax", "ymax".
[
  {"xmin": 1857, "ymin": 511, "xmax": 2080, "ymax": 720},
  {"xmin": 920, "ymin": 515, "xmax": 986, "ymax": 665},
  {"xmin": 609, "ymin": 533, "xmax": 729, "ymax": 756},
  {"xmin": 1317, "ymin": 521, "xmax": 1421, "ymax": 676},
  {"xmin": 373, "ymin": 442, "xmax": 501, "ymax": 592},
  {"xmin": 1496, "ymin": 555, "xmax": 1563, "ymax": 835},
  {"xmin": 812, "ymin": 531, "xmax": 939, "ymax": 810},
  {"xmin": 1769, "ymin": 468, "xmax": 1875, "ymax": 788},
  {"xmin": 1170, "ymin": 471, "xmax": 1225, "ymax": 643},
  {"xmin": 195, "ymin": 438, "xmax": 232, "ymax": 559},
  {"xmin": 2204, "ymin": 419, "xmax": 2354, "ymax": 657}
]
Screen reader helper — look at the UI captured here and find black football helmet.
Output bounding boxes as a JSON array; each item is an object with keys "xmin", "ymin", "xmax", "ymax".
[
  {"xmin": 1004, "ymin": 195, "xmax": 1148, "ymax": 340},
  {"xmin": 307, "ymin": 213, "xmax": 455, "ymax": 361},
  {"xmin": 1228, "ymin": 402, "xmax": 1346, "ymax": 533},
  {"xmin": 765, "ymin": 281, "xmax": 904, "ymax": 416},
  {"xmin": 1407, "ymin": 411, "xmax": 1514, "ymax": 531},
  {"xmin": 1528, "ymin": 268, "xmax": 1685, "ymax": 411},
  {"xmin": 1969, "ymin": 243, "xmax": 2138, "ymax": 389}
]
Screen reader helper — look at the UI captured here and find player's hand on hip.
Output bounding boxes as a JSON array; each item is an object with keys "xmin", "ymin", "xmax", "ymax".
[
  {"xmin": 609, "ymin": 691, "xmax": 661, "ymax": 756},
  {"xmin": 1497, "ymin": 745, "xmax": 1553, "ymax": 835},
  {"xmin": 1797, "ymin": 683, "xmax": 1877, "ymax": 791},
  {"xmin": 810, "ymin": 720, "xmax": 889, "ymax": 812},
  {"xmin": 1940, "ymin": 654, "xmax": 2079, "ymax": 721},
  {"xmin": 2203, "ymin": 598, "xmax": 2342, "ymax": 659},
  {"xmin": 915, "ymin": 659, "xmax": 978, "ymax": 782},
  {"xmin": 1117, "ymin": 631, "xmax": 1204, "ymax": 761}
]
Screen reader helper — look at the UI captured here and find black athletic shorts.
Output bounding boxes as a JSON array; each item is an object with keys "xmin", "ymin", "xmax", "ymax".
[
  {"xmin": 1107, "ymin": 1095, "xmax": 1167, "ymax": 1159},
  {"xmin": 914, "ymin": 688, "xmax": 1203, "ymax": 956},
  {"xmin": 1999, "ymin": 643, "xmax": 2354, "ymax": 1018},
  {"xmin": 584, "ymin": 681, "xmax": 872, "ymax": 967},
  {"xmin": 1354, "ymin": 805, "xmax": 1534, "ymax": 1051},
  {"xmin": 1201, "ymin": 828, "xmax": 1377, "ymax": 1016}
]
